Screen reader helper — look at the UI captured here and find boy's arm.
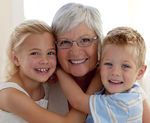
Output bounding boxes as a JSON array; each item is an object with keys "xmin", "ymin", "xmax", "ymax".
[{"xmin": 56, "ymin": 68, "xmax": 90, "ymax": 114}]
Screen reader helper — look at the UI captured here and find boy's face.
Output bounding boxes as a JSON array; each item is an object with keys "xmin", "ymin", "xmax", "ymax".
[
  {"xmin": 100, "ymin": 44, "xmax": 145, "ymax": 94},
  {"xmin": 13, "ymin": 32, "xmax": 56, "ymax": 83}
]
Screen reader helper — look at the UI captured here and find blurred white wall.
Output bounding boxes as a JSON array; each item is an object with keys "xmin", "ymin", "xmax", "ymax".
[{"xmin": 0, "ymin": 0, "xmax": 24, "ymax": 80}]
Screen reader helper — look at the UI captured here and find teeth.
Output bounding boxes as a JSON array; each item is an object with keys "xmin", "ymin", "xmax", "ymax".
[
  {"xmin": 109, "ymin": 80, "xmax": 123, "ymax": 84},
  {"xmin": 37, "ymin": 68, "xmax": 49, "ymax": 72},
  {"xmin": 111, "ymin": 80, "xmax": 120, "ymax": 83},
  {"xmin": 69, "ymin": 59, "xmax": 87, "ymax": 64}
]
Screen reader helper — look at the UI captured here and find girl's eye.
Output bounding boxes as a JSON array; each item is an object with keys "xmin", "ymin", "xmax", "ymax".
[
  {"xmin": 47, "ymin": 51, "xmax": 56, "ymax": 55},
  {"xmin": 30, "ymin": 52, "xmax": 40, "ymax": 55}
]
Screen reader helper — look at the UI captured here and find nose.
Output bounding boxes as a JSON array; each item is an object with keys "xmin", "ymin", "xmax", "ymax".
[
  {"xmin": 111, "ymin": 66, "xmax": 121, "ymax": 76},
  {"xmin": 69, "ymin": 42, "xmax": 82, "ymax": 56},
  {"xmin": 72, "ymin": 41, "xmax": 79, "ymax": 47},
  {"xmin": 40, "ymin": 56, "xmax": 49, "ymax": 64}
]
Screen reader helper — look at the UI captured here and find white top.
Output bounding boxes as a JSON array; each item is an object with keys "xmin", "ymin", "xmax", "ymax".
[{"xmin": 0, "ymin": 82, "xmax": 48, "ymax": 123}]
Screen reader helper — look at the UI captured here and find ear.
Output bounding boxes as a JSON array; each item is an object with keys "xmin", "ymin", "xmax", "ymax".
[
  {"xmin": 136, "ymin": 65, "xmax": 147, "ymax": 80},
  {"xmin": 11, "ymin": 51, "xmax": 20, "ymax": 66}
]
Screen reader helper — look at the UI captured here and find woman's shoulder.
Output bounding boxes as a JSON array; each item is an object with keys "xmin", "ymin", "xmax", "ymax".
[{"xmin": 48, "ymin": 82, "xmax": 69, "ymax": 115}]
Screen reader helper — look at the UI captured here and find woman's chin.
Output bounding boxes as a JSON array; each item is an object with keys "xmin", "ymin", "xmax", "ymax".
[{"xmin": 70, "ymin": 70, "xmax": 88, "ymax": 77}]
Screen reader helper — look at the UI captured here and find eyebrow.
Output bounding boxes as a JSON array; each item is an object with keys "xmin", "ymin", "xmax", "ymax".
[
  {"xmin": 58, "ymin": 34, "xmax": 96, "ymax": 40},
  {"xmin": 29, "ymin": 47, "xmax": 56, "ymax": 51}
]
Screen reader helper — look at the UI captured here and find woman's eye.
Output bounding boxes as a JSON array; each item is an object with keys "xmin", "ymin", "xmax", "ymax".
[
  {"xmin": 59, "ymin": 40, "xmax": 71, "ymax": 46},
  {"xmin": 81, "ymin": 38, "xmax": 91, "ymax": 43}
]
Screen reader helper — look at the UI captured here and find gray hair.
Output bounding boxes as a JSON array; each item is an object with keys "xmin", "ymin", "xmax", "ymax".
[{"xmin": 52, "ymin": 3, "xmax": 103, "ymax": 40}]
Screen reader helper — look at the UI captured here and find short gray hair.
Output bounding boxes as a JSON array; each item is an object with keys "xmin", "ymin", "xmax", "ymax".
[{"xmin": 52, "ymin": 3, "xmax": 103, "ymax": 40}]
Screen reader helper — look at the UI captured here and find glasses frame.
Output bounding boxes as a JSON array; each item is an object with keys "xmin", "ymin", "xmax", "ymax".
[{"xmin": 56, "ymin": 36, "xmax": 98, "ymax": 49}]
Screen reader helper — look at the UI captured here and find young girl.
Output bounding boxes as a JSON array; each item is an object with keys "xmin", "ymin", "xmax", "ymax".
[
  {"xmin": 0, "ymin": 19, "xmax": 100, "ymax": 123},
  {"xmin": 0, "ymin": 20, "xmax": 57, "ymax": 122}
]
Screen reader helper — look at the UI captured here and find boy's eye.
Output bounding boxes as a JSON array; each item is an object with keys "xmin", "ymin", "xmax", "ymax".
[
  {"xmin": 104, "ymin": 62, "xmax": 113, "ymax": 66},
  {"xmin": 122, "ymin": 64, "xmax": 131, "ymax": 69}
]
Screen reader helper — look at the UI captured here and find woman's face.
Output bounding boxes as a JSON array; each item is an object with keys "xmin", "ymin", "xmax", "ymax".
[{"xmin": 56, "ymin": 23, "xmax": 98, "ymax": 77}]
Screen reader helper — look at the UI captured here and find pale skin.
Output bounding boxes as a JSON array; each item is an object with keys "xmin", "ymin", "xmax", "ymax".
[{"xmin": 56, "ymin": 44, "xmax": 150, "ymax": 122}]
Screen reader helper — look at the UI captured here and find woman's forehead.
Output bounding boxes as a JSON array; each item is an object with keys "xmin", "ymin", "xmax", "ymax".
[{"xmin": 57, "ymin": 23, "xmax": 96, "ymax": 39}]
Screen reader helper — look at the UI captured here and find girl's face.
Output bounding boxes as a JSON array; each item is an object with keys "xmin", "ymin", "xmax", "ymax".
[
  {"xmin": 56, "ymin": 23, "xmax": 98, "ymax": 77},
  {"xmin": 13, "ymin": 32, "xmax": 56, "ymax": 83},
  {"xmin": 100, "ymin": 44, "xmax": 145, "ymax": 94}
]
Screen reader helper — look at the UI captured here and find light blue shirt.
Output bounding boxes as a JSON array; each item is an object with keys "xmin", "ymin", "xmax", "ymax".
[{"xmin": 86, "ymin": 83, "xmax": 143, "ymax": 123}]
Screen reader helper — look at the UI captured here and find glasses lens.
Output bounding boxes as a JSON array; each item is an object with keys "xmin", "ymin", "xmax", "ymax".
[
  {"xmin": 79, "ymin": 38, "xmax": 93, "ymax": 47},
  {"xmin": 57, "ymin": 40, "xmax": 72, "ymax": 49},
  {"xmin": 57, "ymin": 37, "xmax": 97, "ymax": 49}
]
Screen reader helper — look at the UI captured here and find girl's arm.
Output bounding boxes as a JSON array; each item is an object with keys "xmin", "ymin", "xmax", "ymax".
[
  {"xmin": 0, "ymin": 88, "xmax": 86, "ymax": 123},
  {"xmin": 56, "ymin": 69, "xmax": 91, "ymax": 114},
  {"xmin": 143, "ymin": 97, "xmax": 150, "ymax": 123},
  {"xmin": 86, "ymin": 68, "xmax": 102, "ymax": 95}
]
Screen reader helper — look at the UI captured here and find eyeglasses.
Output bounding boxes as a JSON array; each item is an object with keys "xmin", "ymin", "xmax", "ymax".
[{"xmin": 56, "ymin": 36, "xmax": 98, "ymax": 49}]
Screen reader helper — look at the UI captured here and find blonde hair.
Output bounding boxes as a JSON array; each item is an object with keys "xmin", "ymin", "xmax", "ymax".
[
  {"xmin": 5, "ymin": 20, "xmax": 54, "ymax": 80},
  {"xmin": 102, "ymin": 27, "xmax": 146, "ymax": 68}
]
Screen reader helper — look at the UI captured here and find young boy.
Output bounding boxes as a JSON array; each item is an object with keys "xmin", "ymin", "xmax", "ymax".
[{"xmin": 57, "ymin": 27, "xmax": 147, "ymax": 123}]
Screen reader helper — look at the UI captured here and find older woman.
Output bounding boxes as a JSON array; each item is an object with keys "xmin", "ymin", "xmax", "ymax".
[{"xmin": 48, "ymin": 2, "xmax": 103, "ymax": 115}]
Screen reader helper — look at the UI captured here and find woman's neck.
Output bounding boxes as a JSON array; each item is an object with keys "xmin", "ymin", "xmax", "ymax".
[{"xmin": 72, "ymin": 68, "xmax": 97, "ymax": 92}]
